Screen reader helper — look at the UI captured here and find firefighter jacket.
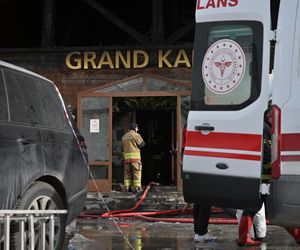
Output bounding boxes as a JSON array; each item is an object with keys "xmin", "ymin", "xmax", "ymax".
[
  {"xmin": 262, "ymin": 121, "xmax": 272, "ymax": 183},
  {"xmin": 121, "ymin": 130, "xmax": 145, "ymax": 163}
]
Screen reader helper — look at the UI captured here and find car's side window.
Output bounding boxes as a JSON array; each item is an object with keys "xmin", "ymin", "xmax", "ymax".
[
  {"xmin": 0, "ymin": 68, "xmax": 8, "ymax": 121},
  {"xmin": 5, "ymin": 68, "xmax": 42, "ymax": 125},
  {"xmin": 4, "ymin": 68, "xmax": 69, "ymax": 130},
  {"xmin": 37, "ymin": 79, "xmax": 69, "ymax": 130}
]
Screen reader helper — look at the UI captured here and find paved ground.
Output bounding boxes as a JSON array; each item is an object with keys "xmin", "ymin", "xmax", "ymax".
[
  {"xmin": 64, "ymin": 186, "xmax": 300, "ymax": 249},
  {"xmin": 63, "ymin": 218, "xmax": 300, "ymax": 250},
  {"xmin": 84, "ymin": 185, "xmax": 186, "ymax": 214}
]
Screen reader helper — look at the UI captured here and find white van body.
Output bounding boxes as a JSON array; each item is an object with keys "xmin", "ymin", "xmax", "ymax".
[{"xmin": 183, "ymin": 0, "xmax": 300, "ymax": 227}]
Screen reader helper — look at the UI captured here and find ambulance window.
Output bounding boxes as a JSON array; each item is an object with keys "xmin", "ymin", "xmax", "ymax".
[{"xmin": 191, "ymin": 21, "xmax": 263, "ymax": 111}]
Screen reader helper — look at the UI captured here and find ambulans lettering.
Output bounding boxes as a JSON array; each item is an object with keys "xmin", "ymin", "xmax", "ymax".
[{"xmin": 196, "ymin": 0, "xmax": 238, "ymax": 10}]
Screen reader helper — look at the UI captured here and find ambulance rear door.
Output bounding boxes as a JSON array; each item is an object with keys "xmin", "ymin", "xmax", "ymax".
[
  {"xmin": 268, "ymin": 0, "xmax": 300, "ymax": 227},
  {"xmin": 183, "ymin": 0, "xmax": 271, "ymax": 212}
]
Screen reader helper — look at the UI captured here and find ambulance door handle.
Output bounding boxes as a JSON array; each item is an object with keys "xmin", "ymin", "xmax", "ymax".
[{"xmin": 195, "ymin": 125, "xmax": 215, "ymax": 132}]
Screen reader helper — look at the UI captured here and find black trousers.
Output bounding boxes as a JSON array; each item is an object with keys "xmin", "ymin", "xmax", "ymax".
[
  {"xmin": 193, "ymin": 203, "xmax": 212, "ymax": 235},
  {"xmin": 242, "ymin": 194, "xmax": 267, "ymax": 217},
  {"xmin": 241, "ymin": 210, "xmax": 256, "ymax": 217}
]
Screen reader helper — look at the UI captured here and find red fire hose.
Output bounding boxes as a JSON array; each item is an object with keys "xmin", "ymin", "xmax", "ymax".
[
  {"xmin": 79, "ymin": 182, "xmax": 238, "ymax": 224},
  {"xmin": 134, "ymin": 215, "xmax": 238, "ymax": 224}
]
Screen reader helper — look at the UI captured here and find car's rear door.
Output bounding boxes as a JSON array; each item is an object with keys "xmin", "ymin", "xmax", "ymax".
[
  {"xmin": 3, "ymin": 67, "xmax": 46, "ymax": 190},
  {"xmin": 183, "ymin": 0, "xmax": 271, "ymax": 212},
  {"xmin": 0, "ymin": 66, "xmax": 24, "ymax": 209}
]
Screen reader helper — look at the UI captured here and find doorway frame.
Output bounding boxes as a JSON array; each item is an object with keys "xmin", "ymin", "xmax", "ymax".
[{"xmin": 77, "ymin": 74, "xmax": 190, "ymax": 192}]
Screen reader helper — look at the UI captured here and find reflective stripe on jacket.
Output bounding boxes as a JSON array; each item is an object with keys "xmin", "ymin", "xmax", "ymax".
[
  {"xmin": 262, "ymin": 122, "xmax": 272, "ymax": 183},
  {"xmin": 124, "ymin": 152, "xmax": 141, "ymax": 161}
]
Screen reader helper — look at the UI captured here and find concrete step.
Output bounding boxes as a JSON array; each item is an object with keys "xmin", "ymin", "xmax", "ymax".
[{"xmin": 84, "ymin": 185, "xmax": 186, "ymax": 214}]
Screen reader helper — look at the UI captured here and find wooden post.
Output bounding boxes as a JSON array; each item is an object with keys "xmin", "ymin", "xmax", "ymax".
[
  {"xmin": 42, "ymin": 0, "xmax": 55, "ymax": 48},
  {"xmin": 152, "ymin": 0, "xmax": 164, "ymax": 44}
]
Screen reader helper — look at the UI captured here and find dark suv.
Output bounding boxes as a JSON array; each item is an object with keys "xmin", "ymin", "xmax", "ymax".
[{"xmin": 0, "ymin": 61, "xmax": 88, "ymax": 249}]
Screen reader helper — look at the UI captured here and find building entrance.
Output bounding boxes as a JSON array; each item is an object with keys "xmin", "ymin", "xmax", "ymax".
[
  {"xmin": 78, "ymin": 74, "xmax": 191, "ymax": 192},
  {"xmin": 138, "ymin": 109, "xmax": 175, "ymax": 185},
  {"xmin": 112, "ymin": 97, "xmax": 177, "ymax": 187}
]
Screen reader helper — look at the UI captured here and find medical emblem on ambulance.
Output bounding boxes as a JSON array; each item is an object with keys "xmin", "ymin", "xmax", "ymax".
[{"xmin": 202, "ymin": 39, "xmax": 246, "ymax": 94}]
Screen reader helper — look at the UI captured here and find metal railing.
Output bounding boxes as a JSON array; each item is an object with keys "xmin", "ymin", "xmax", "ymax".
[{"xmin": 0, "ymin": 210, "xmax": 67, "ymax": 250}]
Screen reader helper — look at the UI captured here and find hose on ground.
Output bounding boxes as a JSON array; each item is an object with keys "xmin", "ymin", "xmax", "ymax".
[{"xmin": 79, "ymin": 182, "xmax": 238, "ymax": 224}]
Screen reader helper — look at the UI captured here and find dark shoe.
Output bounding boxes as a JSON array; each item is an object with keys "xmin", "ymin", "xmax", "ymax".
[
  {"xmin": 132, "ymin": 187, "xmax": 143, "ymax": 193},
  {"xmin": 254, "ymin": 237, "xmax": 265, "ymax": 241}
]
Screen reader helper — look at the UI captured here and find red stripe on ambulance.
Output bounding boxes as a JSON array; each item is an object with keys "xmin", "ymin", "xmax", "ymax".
[
  {"xmin": 281, "ymin": 133, "xmax": 300, "ymax": 151},
  {"xmin": 185, "ymin": 150, "xmax": 261, "ymax": 161},
  {"xmin": 282, "ymin": 155, "xmax": 300, "ymax": 162},
  {"xmin": 186, "ymin": 131, "xmax": 262, "ymax": 152},
  {"xmin": 280, "ymin": 133, "xmax": 300, "ymax": 162}
]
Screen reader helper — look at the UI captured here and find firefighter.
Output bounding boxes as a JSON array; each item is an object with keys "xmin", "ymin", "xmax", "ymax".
[
  {"xmin": 261, "ymin": 108, "xmax": 272, "ymax": 190},
  {"xmin": 236, "ymin": 108, "xmax": 272, "ymax": 246},
  {"xmin": 255, "ymin": 107, "xmax": 272, "ymax": 239},
  {"xmin": 121, "ymin": 123, "xmax": 145, "ymax": 193}
]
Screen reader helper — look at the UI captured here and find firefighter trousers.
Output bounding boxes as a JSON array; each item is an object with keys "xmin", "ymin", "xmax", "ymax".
[{"xmin": 124, "ymin": 160, "xmax": 142, "ymax": 189}]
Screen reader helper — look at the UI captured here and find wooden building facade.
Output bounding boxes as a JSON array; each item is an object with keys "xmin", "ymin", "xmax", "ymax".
[{"xmin": 0, "ymin": 0, "xmax": 195, "ymax": 191}]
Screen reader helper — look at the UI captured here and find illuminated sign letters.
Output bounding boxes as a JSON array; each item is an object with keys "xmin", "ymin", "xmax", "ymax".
[{"xmin": 65, "ymin": 49, "xmax": 193, "ymax": 70}]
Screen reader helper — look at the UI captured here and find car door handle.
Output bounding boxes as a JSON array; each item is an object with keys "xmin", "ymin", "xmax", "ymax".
[
  {"xmin": 195, "ymin": 125, "xmax": 215, "ymax": 131},
  {"xmin": 17, "ymin": 138, "xmax": 32, "ymax": 145}
]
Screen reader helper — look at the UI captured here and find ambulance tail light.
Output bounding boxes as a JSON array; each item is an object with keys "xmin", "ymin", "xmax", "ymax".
[{"xmin": 271, "ymin": 105, "xmax": 281, "ymax": 179}]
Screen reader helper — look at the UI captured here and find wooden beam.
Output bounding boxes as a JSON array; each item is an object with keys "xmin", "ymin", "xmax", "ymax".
[
  {"xmin": 41, "ymin": 0, "xmax": 55, "ymax": 48},
  {"xmin": 165, "ymin": 22, "xmax": 194, "ymax": 44},
  {"xmin": 152, "ymin": 0, "xmax": 164, "ymax": 44},
  {"xmin": 62, "ymin": 5, "xmax": 80, "ymax": 46},
  {"xmin": 83, "ymin": 0, "xmax": 149, "ymax": 45},
  {"xmin": 169, "ymin": 0, "xmax": 180, "ymax": 33}
]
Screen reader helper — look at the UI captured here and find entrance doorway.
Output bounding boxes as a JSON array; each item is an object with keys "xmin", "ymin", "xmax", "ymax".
[
  {"xmin": 112, "ymin": 96, "xmax": 177, "ymax": 187},
  {"xmin": 77, "ymin": 74, "xmax": 191, "ymax": 192},
  {"xmin": 138, "ymin": 110, "xmax": 175, "ymax": 185}
]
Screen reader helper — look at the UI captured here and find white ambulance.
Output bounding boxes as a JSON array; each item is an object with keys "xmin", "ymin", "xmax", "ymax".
[{"xmin": 183, "ymin": 0, "xmax": 300, "ymax": 229}]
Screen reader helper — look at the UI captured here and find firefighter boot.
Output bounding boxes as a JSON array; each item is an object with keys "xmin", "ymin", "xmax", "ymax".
[{"xmin": 237, "ymin": 215, "xmax": 262, "ymax": 246}]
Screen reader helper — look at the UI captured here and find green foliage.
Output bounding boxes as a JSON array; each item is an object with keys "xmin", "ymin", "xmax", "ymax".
[{"xmin": 113, "ymin": 97, "xmax": 176, "ymax": 112}]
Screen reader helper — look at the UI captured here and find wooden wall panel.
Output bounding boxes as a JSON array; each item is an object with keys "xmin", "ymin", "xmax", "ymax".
[{"xmin": 0, "ymin": 50, "xmax": 192, "ymax": 107}]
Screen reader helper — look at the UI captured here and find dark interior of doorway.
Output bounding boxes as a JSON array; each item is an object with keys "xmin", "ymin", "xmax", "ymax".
[
  {"xmin": 137, "ymin": 109, "xmax": 175, "ymax": 185},
  {"xmin": 112, "ymin": 96, "xmax": 176, "ymax": 187}
]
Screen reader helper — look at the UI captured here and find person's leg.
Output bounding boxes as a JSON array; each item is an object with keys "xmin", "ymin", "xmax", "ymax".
[
  {"xmin": 237, "ymin": 210, "xmax": 262, "ymax": 246},
  {"xmin": 123, "ymin": 163, "xmax": 132, "ymax": 191},
  {"xmin": 253, "ymin": 203, "xmax": 267, "ymax": 239},
  {"xmin": 236, "ymin": 209, "xmax": 256, "ymax": 238},
  {"xmin": 193, "ymin": 204, "xmax": 218, "ymax": 242},
  {"xmin": 193, "ymin": 204, "xmax": 201, "ymax": 234},
  {"xmin": 197, "ymin": 203, "xmax": 211, "ymax": 235},
  {"xmin": 236, "ymin": 209, "xmax": 243, "ymax": 225},
  {"xmin": 132, "ymin": 161, "xmax": 142, "ymax": 192}
]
